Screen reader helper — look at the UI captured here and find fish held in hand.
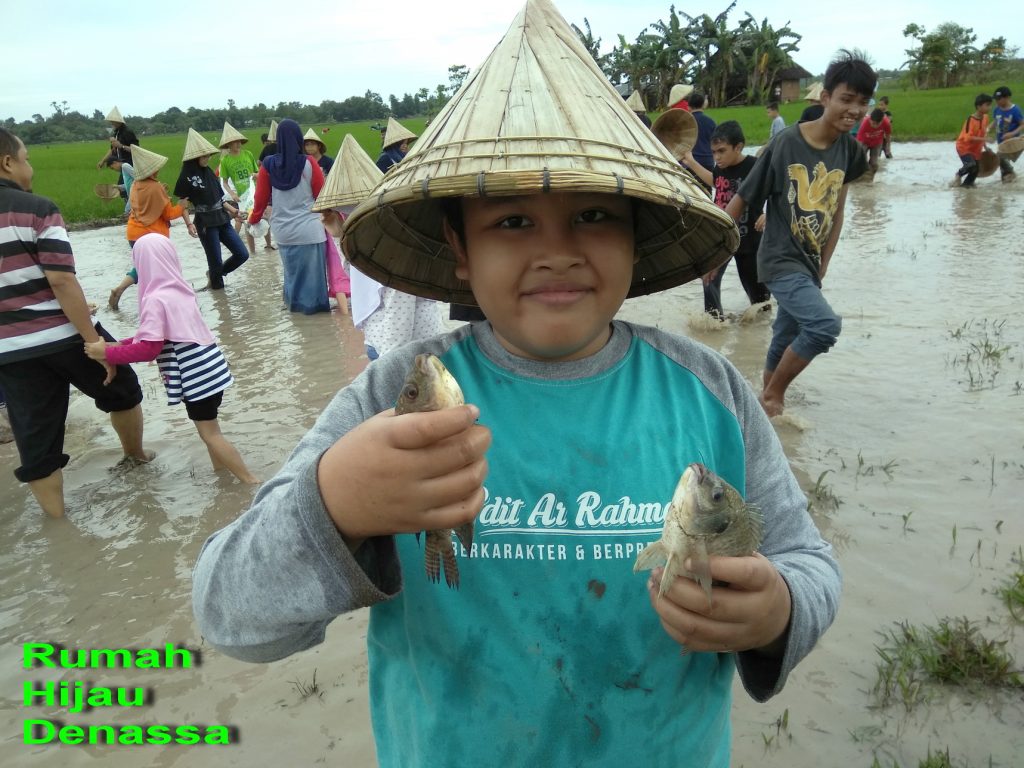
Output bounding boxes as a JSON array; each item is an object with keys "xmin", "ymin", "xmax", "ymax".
[
  {"xmin": 634, "ymin": 463, "xmax": 762, "ymax": 602},
  {"xmin": 394, "ymin": 354, "xmax": 474, "ymax": 588}
]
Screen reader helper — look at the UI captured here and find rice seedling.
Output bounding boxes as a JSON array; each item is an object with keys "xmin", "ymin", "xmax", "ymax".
[
  {"xmin": 759, "ymin": 708, "xmax": 791, "ymax": 752},
  {"xmin": 289, "ymin": 668, "xmax": 324, "ymax": 701},
  {"xmin": 997, "ymin": 548, "xmax": 1024, "ymax": 623},
  {"xmin": 806, "ymin": 469, "xmax": 841, "ymax": 515},
  {"xmin": 872, "ymin": 618, "xmax": 1023, "ymax": 712}
]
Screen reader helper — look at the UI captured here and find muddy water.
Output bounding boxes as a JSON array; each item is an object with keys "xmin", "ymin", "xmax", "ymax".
[{"xmin": 1, "ymin": 142, "xmax": 1022, "ymax": 767}]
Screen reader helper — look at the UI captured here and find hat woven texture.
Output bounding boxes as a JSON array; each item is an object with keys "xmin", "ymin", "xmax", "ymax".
[
  {"xmin": 341, "ymin": 0, "xmax": 738, "ymax": 304},
  {"xmin": 218, "ymin": 122, "xmax": 248, "ymax": 148},
  {"xmin": 977, "ymin": 148, "xmax": 1000, "ymax": 177},
  {"xmin": 313, "ymin": 134, "xmax": 384, "ymax": 212},
  {"xmin": 668, "ymin": 84, "xmax": 694, "ymax": 105},
  {"xmin": 130, "ymin": 145, "xmax": 168, "ymax": 180},
  {"xmin": 625, "ymin": 90, "xmax": 646, "ymax": 112},
  {"xmin": 381, "ymin": 117, "xmax": 418, "ymax": 150},
  {"xmin": 105, "ymin": 106, "xmax": 124, "ymax": 123},
  {"xmin": 182, "ymin": 128, "xmax": 220, "ymax": 161},
  {"xmin": 268, "ymin": 120, "xmax": 278, "ymax": 142}
]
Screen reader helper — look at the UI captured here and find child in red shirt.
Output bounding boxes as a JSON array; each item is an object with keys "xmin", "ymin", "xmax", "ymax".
[
  {"xmin": 856, "ymin": 108, "xmax": 892, "ymax": 173},
  {"xmin": 953, "ymin": 93, "xmax": 993, "ymax": 188}
]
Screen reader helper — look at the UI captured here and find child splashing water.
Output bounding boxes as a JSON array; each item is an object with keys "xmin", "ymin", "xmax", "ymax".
[{"xmin": 85, "ymin": 234, "xmax": 258, "ymax": 484}]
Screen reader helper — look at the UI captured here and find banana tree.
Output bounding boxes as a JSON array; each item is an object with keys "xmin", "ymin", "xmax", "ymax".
[{"xmin": 741, "ymin": 15, "xmax": 802, "ymax": 104}]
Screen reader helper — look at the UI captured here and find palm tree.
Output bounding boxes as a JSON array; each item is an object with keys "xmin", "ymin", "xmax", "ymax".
[
  {"xmin": 571, "ymin": 18, "xmax": 608, "ymax": 69},
  {"xmin": 692, "ymin": 3, "xmax": 750, "ymax": 106},
  {"xmin": 741, "ymin": 15, "xmax": 802, "ymax": 104}
]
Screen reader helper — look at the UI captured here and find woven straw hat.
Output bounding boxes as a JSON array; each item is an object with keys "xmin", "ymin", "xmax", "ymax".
[
  {"xmin": 625, "ymin": 90, "xmax": 647, "ymax": 112},
  {"xmin": 130, "ymin": 144, "xmax": 168, "ymax": 180},
  {"xmin": 267, "ymin": 120, "xmax": 278, "ymax": 142},
  {"xmin": 105, "ymin": 106, "xmax": 124, "ymax": 123},
  {"xmin": 182, "ymin": 128, "xmax": 220, "ymax": 161},
  {"xmin": 381, "ymin": 117, "xmax": 417, "ymax": 149},
  {"xmin": 977, "ymin": 148, "xmax": 1000, "ymax": 178},
  {"xmin": 94, "ymin": 183, "xmax": 122, "ymax": 200},
  {"xmin": 303, "ymin": 128, "xmax": 327, "ymax": 153},
  {"xmin": 313, "ymin": 134, "xmax": 384, "ymax": 212},
  {"xmin": 341, "ymin": 0, "xmax": 737, "ymax": 304},
  {"xmin": 218, "ymin": 121, "xmax": 248, "ymax": 148},
  {"xmin": 669, "ymin": 84, "xmax": 694, "ymax": 105},
  {"xmin": 805, "ymin": 82, "xmax": 823, "ymax": 102},
  {"xmin": 997, "ymin": 136, "xmax": 1024, "ymax": 155}
]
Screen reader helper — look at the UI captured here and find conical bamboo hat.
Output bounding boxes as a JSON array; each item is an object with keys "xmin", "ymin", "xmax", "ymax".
[
  {"xmin": 381, "ymin": 117, "xmax": 417, "ymax": 149},
  {"xmin": 625, "ymin": 90, "xmax": 647, "ymax": 112},
  {"xmin": 805, "ymin": 82, "xmax": 823, "ymax": 102},
  {"xmin": 669, "ymin": 84, "xmax": 693, "ymax": 105},
  {"xmin": 303, "ymin": 128, "xmax": 327, "ymax": 152},
  {"xmin": 105, "ymin": 106, "xmax": 124, "ymax": 123},
  {"xmin": 313, "ymin": 134, "xmax": 384, "ymax": 212},
  {"xmin": 218, "ymin": 121, "xmax": 248, "ymax": 148},
  {"xmin": 130, "ymin": 144, "xmax": 168, "ymax": 180},
  {"xmin": 341, "ymin": 0, "xmax": 738, "ymax": 304},
  {"xmin": 182, "ymin": 128, "xmax": 220, "ymax": 161},
  {"xmin": 267, "ymin": 119, "xmax": 278, "ymax": 141}
]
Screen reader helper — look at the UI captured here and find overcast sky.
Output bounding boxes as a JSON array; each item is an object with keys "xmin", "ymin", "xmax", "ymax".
[{"xmin": 2, "ymin": 0, "xmax": 1013, "ymax": 122}]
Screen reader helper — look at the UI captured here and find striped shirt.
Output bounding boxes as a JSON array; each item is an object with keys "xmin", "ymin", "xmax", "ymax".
[
  {"xmin": 0, "ymin": 179, "xmax": 79, "ymax": 365},
  {"xmin": 156, "ymin": 342, "xmax": 233, "ymax": 405}
]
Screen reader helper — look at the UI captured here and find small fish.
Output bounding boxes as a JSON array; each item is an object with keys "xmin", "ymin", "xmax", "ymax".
[
  {"xmin": 395, "ymin": 354, "xmax": 474, "ymax": 588},
  {"xmin": 634, "ymin": 463, "xmax": 762, "ymax": 602}
]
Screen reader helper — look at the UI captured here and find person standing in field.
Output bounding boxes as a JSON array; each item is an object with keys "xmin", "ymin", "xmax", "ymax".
[
  {"xmin": 951, "ymin": 93, "xmax": 993, "ymax": 189},
  {"xmin": 992, "ymin": 86, "xmax": 1021, "ymax": 183},
  {"xmin": 725, "ymin": 51, "xmax": 873, "ymax": 417},
  {"xmin": 96, "ymin": 106, "xmax": 139, "ymax": 168},
  {"xmin": 0, "ymin": 128, "xmax": 152, "ymax": 518},
  {"xmin": 217, "ymin": 122, "xmax": 262, "ymax": 253},
  {"xmin": 767, "ymin": 102, "xmax": 785, "ymax": 141},
  {"xmin": 876, "ymin": 96, "xmax": 894, "ymax": 158},
  {"xmin": 303, "ymin": 129, "xmax": 334, "ymax": 176},
  {"xmin": 174, "ymin": 129, "xmax": 250, "ymax": 291},
  {"xmin": 248, "ymin": 119, "xmax": 330, "ymax": 314},
  {"xmin": 375, "ymin": 118, "xmax": 417, "ymax": 173},
  {"xmin": 856, "ymin": 108, "xmax": 892, "ymax": 175},
  {"xmin": 86, "ymin": 234, "xmax": 258, "ymax": 485}
]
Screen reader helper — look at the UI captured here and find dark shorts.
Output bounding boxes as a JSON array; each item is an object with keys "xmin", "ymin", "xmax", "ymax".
[
  {"xmin": 0, "ymin": 323, "xmax": 143, "ymax": 482},
  {"xmin": 184, "ymin": 391, "xmax": 223, "ymax": 422}
]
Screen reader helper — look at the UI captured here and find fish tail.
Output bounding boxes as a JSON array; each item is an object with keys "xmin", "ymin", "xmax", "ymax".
[
  {"xmin": 633, "ymin": 540, "xmax": 668, "ymax": 573},
  {"xmin": 454, "ymin": 521, "xmax": 474, "ymax": 550},
  {"xmin": 441, "ymin": 546, "xmax": 461, "ymax": 590},
  {"xmin": 423, "ymin": 532, "xmax": 444, "ymax": 584}
]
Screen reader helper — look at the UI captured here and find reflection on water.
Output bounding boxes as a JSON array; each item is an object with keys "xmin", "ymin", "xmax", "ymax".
[{"xmin": 1, "ymin": 142, "xmax": 1022, "ymax": 766}]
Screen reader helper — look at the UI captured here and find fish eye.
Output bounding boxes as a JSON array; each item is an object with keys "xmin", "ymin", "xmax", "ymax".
[
  {"xmin": 403, "ymin": 384, "xmax": 419, "ymax": 401},
  {"xmin": 711, "ymin": 487, "xmax": 724, "ymax": 503}
]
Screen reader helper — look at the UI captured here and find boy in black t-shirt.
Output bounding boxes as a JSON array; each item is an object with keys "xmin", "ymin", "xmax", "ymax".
[{"xmin": 684, "ymin": 121, "xmax": 770, "ymax": 319}]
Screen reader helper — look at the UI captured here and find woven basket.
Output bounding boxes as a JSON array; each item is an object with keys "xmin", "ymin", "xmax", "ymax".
[
  {"xmin": 313, "ymin": 134, "xmax": 384, "ymax": 212},
  {"xmin": 996, "ymin": 136, "xmax": 1024, "ymax": 155},
  {"xmin": 977, "ymin": 148, "xmax": 1000, "ymax": 177},
  {"xmin": 94, "ymin": 183, "xmax": 122, "ymax": 200},
  {"xmin": 342, "ymin": 0, "xmax": 737, "ymax": 305}
]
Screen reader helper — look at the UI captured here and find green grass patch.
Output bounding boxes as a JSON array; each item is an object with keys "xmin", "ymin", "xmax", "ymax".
[
  {"xmin": 998, "ymin": 549, "xmax": 1024, "ymax": 622},
  {"xmin": 872, "ymin": 617, "xmax": 1023, "ymax": 712},
  {"xmin": 692, "ymin": 80, "xmax": 1024, "ymax": 145},
  {"xmin": 26, "ymin": 118, "xmax": 427, "ymax": 226}
]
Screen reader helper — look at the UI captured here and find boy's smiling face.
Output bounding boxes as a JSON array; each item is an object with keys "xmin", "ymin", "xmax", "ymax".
[
  {"xmin": 820, "ymin": 83, "xmax": 870, "ymax": 135},
  {"xmin": 447, "ymin": 192, "xmax": 636, "ymax": 362}
]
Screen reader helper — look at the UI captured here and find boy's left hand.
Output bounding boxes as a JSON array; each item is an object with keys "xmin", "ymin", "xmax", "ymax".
[{"xmin": 646, "ymin": 553, "xmax": 792, "ymax": 655}]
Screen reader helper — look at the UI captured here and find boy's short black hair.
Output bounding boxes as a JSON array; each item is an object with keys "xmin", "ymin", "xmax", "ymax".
[
  {"xmin": 688, "ymin": 92, "xmax": 706, "ymax": 109},
  {"xmin": 870, "ymin": 108, "xmax": 884, "ymax": 123},
  {"xmin": 975, "ymin": 93, "xmax": 993, "ymax": 108},
  {"xmin": 993, "ymin": 86, "xmax": 1011, "ymax": 100},
  {"xmin": 0, "ymin": 128, "xmax": 21, "ymax": 159},
  {"xmin": 767, "ymin": 101, "xmax": 780, "ymax": 112},
  {"xmin": 710, "ymin": 120, "xmax": 745, "ymax": 147},
  {"xmin": 878, "ymin": 95, "xmax": 889, "ymax": 105},
  {"xmin": 260, "ymin": 133, "xmax": 270, "ymax": 143},
  {"xmin": 823, "ymin": 50, "xmax": 877, "ymax": 99}
]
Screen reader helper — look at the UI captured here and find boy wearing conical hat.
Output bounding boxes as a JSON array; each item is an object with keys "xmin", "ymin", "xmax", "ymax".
[
  {"xmin": 96, "ymin": 105, "xmax": 139, "ymax": 170},
  {"xmin": 217, "ymin": 122, "xmax": 262, "ymax": 252},
  {"xmin": 193, "ymin": 2, "xmax": 839, "ymax": 765}
]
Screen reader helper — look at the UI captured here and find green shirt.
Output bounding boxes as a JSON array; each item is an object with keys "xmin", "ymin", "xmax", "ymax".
[{"xmin": 217, "ymin": 150, "xmax": 258, "ymax": 196}]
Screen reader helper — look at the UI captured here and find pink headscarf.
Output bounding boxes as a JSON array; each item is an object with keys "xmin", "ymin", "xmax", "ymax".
[{"xmin": 131, "ymin": 233, "xmax": 216, "ymax": 345}]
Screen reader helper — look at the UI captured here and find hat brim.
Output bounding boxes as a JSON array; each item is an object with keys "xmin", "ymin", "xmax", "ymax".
[{"xmin": 343, "ymin": 166, "xmax": 737, "ymax": 305}]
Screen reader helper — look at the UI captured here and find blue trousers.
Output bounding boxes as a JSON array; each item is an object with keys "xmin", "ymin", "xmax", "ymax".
[
  {"xmin": 764, "ymin": 272, "xmax": 841, "ymax": 371},
  {"xmin": 199, "ymin": 222, "xmax": 250, "ymax": 289}
]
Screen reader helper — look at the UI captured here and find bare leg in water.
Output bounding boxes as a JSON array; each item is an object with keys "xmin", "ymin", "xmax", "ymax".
[
  {"xmin": 194, "ymin": 419, "xmax": 259, "ymax": 484},
  {"xmin": 760, "ymin": 347, "xmax": 811, "ymax": 418}
]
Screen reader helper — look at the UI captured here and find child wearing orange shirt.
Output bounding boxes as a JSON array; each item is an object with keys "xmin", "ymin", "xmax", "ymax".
[{"xmin": 952, "ymin": 93, "xmax": 993, "ymax": 189}]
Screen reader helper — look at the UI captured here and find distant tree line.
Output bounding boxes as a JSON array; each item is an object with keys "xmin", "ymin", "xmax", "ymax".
[{"xmin": 901, "ymin": 23, "xmax": 1018, "ymax": 89}]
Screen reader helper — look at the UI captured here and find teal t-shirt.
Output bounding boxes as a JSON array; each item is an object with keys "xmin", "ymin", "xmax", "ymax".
[{"xmin": 369, "ymin": 332, "xmax": 745, "ymax": 767}]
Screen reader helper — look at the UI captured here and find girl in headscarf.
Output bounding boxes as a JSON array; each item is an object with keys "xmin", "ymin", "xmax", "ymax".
[
  {"xmin": 85, "ymin": 234, "xmax": 258, "ymax": 484},
  {"xmin": 248, "ymin": 119, "xmax": 330, "ymax": 314},
  {"xmin": 174, "ymin": 135, "xmax": 249, "ymax": 290}
]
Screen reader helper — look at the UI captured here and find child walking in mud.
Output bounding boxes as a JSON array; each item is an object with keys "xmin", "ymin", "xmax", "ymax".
[
  {"xmin": 86, "ymin": 234, "xmax": 257, "ymax": 485},
  {"xmin": 726, "ymin": 51, "xmax": 873, "ymax": 418},
  {"xmin": 192, "ymin": 2, "xmax": 839, "ymax": 765}
]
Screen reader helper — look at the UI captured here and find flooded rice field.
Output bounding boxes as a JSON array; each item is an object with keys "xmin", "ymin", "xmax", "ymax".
[{"xmin": 1, "ymin": 141, "xmax": 1022, "ymax": 766}]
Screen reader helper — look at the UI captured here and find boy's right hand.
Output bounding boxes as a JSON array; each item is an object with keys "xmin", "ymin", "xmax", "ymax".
[{"xmin": 317, "ymin": 405, "xmax": 491, "ymax": 546}]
